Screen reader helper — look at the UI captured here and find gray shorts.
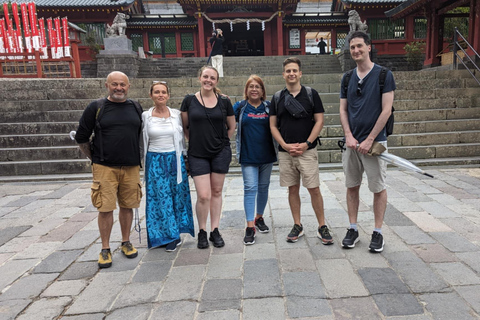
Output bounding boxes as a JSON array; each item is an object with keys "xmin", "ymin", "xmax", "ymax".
[{"xmin": 342, "ymin": 141, "xmax": 387, "ymax": 193}]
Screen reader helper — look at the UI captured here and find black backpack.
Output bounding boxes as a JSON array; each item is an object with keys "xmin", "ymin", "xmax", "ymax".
[
  {"xmin": 92, "ymin": 98, "xmax": 143, "ymax": 161},
  {"xmin": 342, "ymin": 67, "xmax": 394, "ymax": 136}
]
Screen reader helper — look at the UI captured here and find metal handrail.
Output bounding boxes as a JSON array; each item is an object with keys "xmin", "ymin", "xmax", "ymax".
[{"xmin": 453, "ymin": 27, "xmax": 480, "ymax": 86}]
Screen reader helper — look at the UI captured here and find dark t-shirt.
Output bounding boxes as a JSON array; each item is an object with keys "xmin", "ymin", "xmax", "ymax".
[
  {"xmin": 340, "ymin": 64, "xmax": 396, "ymax": 142},
  {"xmin": 209, "ymin": 36, "xmax": 224, "ymax": 56},
  {"xmin": 75, "ymin": 99, "xmax": 142, "ymax": 166},
  {"xmin": 233, "ymin": 100, "xmax": 277, "ymax": 165},
  {"xmin": 180, "ymin": 94, "xmax": 234, "ymax": 158},
  {"xmin": 270, "ymin": 86, "xmax": 324, "ymax": 152}
]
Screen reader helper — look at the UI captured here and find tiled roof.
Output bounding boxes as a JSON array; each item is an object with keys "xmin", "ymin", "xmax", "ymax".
[
  {"xmin": 385, "ymin": 0, "xmax": 423, "ymax": 17},
  {"xmin": 127, "ymin": 17, "xmax": 197, "ymax": 27},
  {"xmin": 284, "ymin": 16, "xmax": 348, "ymax": 25},
  {"xmin": 34, "ymin": 0, "xmax": 135, "ymax": 7},
  {"xmin": 342, "ymin": 0, "xmax": 406, "ymax": 3}
]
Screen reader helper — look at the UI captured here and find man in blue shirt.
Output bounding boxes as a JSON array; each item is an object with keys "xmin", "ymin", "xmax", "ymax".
[{"xmin": 339, "ymin": 31, "xmax": 396, "ymax": 253}]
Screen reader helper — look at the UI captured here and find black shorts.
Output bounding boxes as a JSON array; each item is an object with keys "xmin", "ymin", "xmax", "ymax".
[{"xmin": 188, "ymin": 145, "xmax": 232, "ymax": 177}]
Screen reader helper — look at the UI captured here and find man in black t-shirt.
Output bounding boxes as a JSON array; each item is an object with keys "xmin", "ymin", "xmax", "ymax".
[
  {"xmin": 75, "ymin": 71, "xmax": 142, "ymax": 269},
  {"xmin": 270, "ymin": 57, "xmax": 333, "ymax": 245}
]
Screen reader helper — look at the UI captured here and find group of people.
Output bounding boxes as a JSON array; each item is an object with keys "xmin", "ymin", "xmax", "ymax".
[{"xmin": 75, "ymin": 31, "xmax": 396, "ymax": 269}]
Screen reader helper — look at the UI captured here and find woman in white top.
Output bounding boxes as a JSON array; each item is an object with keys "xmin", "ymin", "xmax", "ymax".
[{"xmin": 142, "ymin": 81, "xmax": 194, "ymax": 252}]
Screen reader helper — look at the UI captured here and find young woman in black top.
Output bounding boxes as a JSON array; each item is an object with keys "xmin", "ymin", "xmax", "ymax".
[{"xmin": 180, "ymin": 66, "xmax": 235, "ymax": 249}]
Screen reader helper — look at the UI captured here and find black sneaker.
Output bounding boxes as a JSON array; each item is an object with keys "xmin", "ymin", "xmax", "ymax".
[
  {"xmin": 286, "ymin": 224, "xmax": 304, "ymax": 242},
  {"xmin": 342, "ymin": 228, "xmax": 359, "ymax": 248},
  {"xmin": 243, "ymin": 227, "xmax": 256, "ymax": 245},
  {"xmin": 209, "ymin": 228, "xmax": 225, "ymax": 247},
  {"xmin": 317, "ymin": 225, "xmax": 334, "ymax": 245},
  {"xmin": 254, "ymin": 217, "xmax": 270, "ymax": 233},
  {"xmin": 369, "ymin": 231, "xmax": 384, "ymax": 253},
  {"xmin": 197, "ymin": 229, "xmax": 209, "ymax": 249},
  {"xmin": 166, "ymin": 239, "xmax": 182, "ymax": 252}
]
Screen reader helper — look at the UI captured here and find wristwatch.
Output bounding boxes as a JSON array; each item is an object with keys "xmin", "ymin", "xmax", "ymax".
[{"xmin": 305, "ymin": 140, "xmax": 313, "ymax": 148}]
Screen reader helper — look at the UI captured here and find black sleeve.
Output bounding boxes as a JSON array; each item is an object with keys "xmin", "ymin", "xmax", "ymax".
[
  {"xmin": 75, "ymin": 101, "xmax": 98, "ymax": 144},
  {"xmin": 312, "ymin": 89, "xmax": 325, "ymax": 114},
  {"xmin": 180, "ymin": 95, "xmax": 192, "ymax": 112},
  {"xmin": 222, "ymin": 96, "xmax": 234, "ymax": 116}
]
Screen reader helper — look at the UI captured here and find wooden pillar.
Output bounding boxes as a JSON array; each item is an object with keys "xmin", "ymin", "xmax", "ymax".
[
  {"xmin": 405, "ymin": 15, "xmax": 414, "ymax": 42},
  {"xmin": 300, "ymin": 28, "xmax": 306, "ymax": 55},
  {"xmin": 175, "ymin": 30, "xmax": 182, "ymax": 57},
  {"xmin": 142, "ymin": 30, "xmax": 149, "ymax": 53},
  {"xmin": 471, "ymin": 0, "xmax": 480, "ymax": 53},
  {"xmin": 425, "ymin": 5, "xmax": 441, "ymax": 66},
  {"xmin": 277, "ymin": 14, "xmax": 284, "ymax": 56},
  {"xmin": 197, "ymin": 13, "xmax": 206, "ymax": 57},
  {"xmin": 331, "ymin": 28, "xmax": 337, "ymax": 52},
  {"xmin": 264, "ymin": 21, "xmax": 272, "ymax": 56},
  {"xmin": 71, "ymin": 39, "xmax": 82, "ymax": 78}
]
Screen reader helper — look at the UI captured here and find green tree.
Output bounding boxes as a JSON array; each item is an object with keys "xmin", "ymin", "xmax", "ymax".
[
  {"xmin": 403, "ymin": 41, "xmax": 426, "ymax": 70},
  {"xmin": 444, "ymin": 7, "xmax": 469, "ymax": 41}
]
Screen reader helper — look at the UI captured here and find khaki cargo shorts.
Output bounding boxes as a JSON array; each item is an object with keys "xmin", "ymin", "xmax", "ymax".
[
  {"xmin": 278, "ymin": 148, "xmax": 320, "ymax": 188},
  {"xmin": 91, "ymin": 164, "xmax": 142, "ymax": 212}
]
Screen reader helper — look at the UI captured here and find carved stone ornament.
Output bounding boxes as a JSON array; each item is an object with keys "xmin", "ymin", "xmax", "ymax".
[
  {"xmin": 106, "ymin": 13, "xmax": 130, "ymax": 38},
  {"xmin": 348, "ymin": 10, "xmax": 368, "ymax": 34}
]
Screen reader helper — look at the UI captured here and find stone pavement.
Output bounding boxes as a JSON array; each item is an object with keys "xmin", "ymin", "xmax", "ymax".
[{"xmin": 0, "ymin": 167, "xmax": 480, "ymax": 320}]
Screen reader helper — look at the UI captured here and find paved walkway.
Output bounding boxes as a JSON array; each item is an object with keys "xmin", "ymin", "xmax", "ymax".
[{"xmin": 0, "ymin": 167, "xmax": 480, "ymax": 320}]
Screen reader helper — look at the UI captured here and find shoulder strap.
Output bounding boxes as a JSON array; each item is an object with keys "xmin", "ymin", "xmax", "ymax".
[
  {"xmin": 379, "ymin": 67, "xmax": 388, "ymax": 93},
  {"xmin": 94, "ymin": 98, "xmax": 107, "ymax": 122},
  {"xmin": 342, "ymin": 70, "xmax": 353, "ymax": 95},
  {"xmin": 273, "ymin": 90, "xmax": 282, "ymax": 107},
  {"xmin": 235, "ymin": 100, "xmax": 248, "ymax": 122},
  {"xmin": 304, "ymin": 86, "xmax": 314, "ymax": 107}
]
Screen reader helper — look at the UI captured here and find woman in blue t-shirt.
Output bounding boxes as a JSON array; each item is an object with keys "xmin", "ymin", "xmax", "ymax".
[{"xmin": 233, "ymin": 75, "xmax": 277, "ymax": 245}]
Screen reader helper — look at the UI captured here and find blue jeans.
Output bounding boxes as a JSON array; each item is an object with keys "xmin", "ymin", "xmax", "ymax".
[{"xmin": 241, "ymin": 163, "xmax": 274, "ymax": 222}]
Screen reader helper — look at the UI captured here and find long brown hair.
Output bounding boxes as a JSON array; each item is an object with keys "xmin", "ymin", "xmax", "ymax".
[{"xmin": 244, "ymin": 75, "xmax": 266, "ymax": 101}]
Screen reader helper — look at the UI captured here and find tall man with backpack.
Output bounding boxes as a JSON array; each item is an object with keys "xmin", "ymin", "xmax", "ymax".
[
  {"xmin": 339, "ymin": 31, "xmax": 396, "ymax": 253},
  {"xmin": 75, "ymin": 71, "xmax": 143, "ymax": 268},
  {"xmin": 269, "ymin": 57, "xmax": 333, "ymax": 245}
]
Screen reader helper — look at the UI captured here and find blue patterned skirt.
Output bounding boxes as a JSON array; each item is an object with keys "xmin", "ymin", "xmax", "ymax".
[{"xmin": 145, "ymin": 151, "xmax": 194, "ymax": 248}]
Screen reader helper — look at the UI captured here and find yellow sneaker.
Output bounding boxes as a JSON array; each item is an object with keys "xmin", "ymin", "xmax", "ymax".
[
  {"xmin": 98, "ymin": 249, "xmax": 112, "ymax": 268},
  {"xmin": 121, "ymin": 241, "xmax": 138, "ymax": 258}
]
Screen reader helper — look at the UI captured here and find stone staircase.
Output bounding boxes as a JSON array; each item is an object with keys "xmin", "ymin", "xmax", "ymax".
[
  {"xmin": 1, "ymin": 69, "xmax": 479, "ymax": 178},
  {"xmin": 137, "ymin": 54, "xmax": 341, "ymax": 78}
]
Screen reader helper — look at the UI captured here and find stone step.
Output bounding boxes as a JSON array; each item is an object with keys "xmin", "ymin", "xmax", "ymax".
[
  {"xmin": 0, "ymin": 122, "xmax": 77, "ymax": 135},
  {"xmin": 0, "ymin": 146, "xmax": 83, "ymax": 162},
  {"xmin": 2, "ymin": 145, "xmax": 480, "ymax": 176},
  {"xmin": 0, "ymin": 159, "xmax": 91, "ymax": 176},
  {"xmin": 0, "ymin": 134, "xmax": 75, "ymax": 148},
  {"xmin": 318, "ymin": 130, "xmax": 480, "ymax": 150}
]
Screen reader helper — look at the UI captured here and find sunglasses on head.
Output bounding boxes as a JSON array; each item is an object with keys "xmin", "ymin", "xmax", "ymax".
[
  {"xmin": 356, "ymin": 78, "xmax": 364, "ymax": 96},
  {"xmin": 153, "ymin": 80, "xmax": 167, "ymax": 84}
]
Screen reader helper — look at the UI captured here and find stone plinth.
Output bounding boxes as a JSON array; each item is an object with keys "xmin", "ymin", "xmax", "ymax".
[
  {"xmin": 100, "ymin": 36, "xmax": 135, "ymax": 55},
  {"xmin": 96, "ymin": 37, "xmax": 139, "ymax": 78}
]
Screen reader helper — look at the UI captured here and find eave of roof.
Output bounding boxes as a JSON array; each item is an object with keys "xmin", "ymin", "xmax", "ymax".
[
  {"xmin": 284, "ymin": 15, "xmax": 348, "ymax": 26},
  {"xmin": 342, "ymin": 0, "xmax": 406, "ymax": 3},
  {"xmin": 127, "ymin": 17, "xmax": 197, "ymax": 27},
  {"xmin": 34, "ymin": 0, "xmax": 135, "ymax": 7},
  {"xmin": 385, "ymin": 0, "xmax": 427, "ymax": 18}
]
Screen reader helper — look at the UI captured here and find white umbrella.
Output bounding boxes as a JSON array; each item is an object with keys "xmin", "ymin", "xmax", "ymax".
[
  {"xmin": 378, "ymin": 152, "xmax": 434, "ymax": 178},
  {"xmin": 337, "ymin": 139, "xmax": 434, "ymax": 178}
]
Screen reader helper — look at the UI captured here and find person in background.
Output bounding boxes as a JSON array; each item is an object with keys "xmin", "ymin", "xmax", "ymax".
[
  {"xmin": 209, "ymin": 29, "xmax": 225, "ymax": 77},
  {"xmin": 180, "ymin": 66, "xmax": 236, "ymax": 249},
  {"xmin": 233, "ymin": 75, "xmax": 277, "ymax": 245},
  {"xmin": 142, "ymin": 81, "xmax": 194, "ymax": 252},
  {"xmin": 317, "ymin": 37, "xmax": 327, "ymax": 54}
]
